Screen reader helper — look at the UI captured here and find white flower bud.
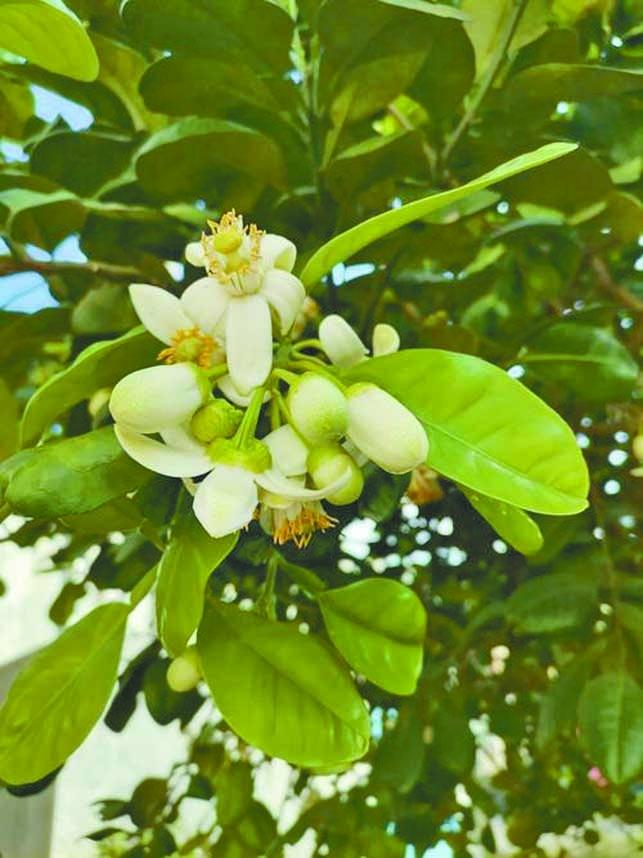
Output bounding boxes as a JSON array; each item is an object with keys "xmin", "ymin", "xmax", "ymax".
[
  {"xmin": 287, "ymin": 372, "xmax": 348, "ymax": 445},
  {"xmin": 346, "ymin": 383, "xmax": 429, "ymax": 474},
  {"xmin": 109, "ymin": 363, "xmax": 209, "ymax": 434},
  {"xmin": 185, "ymin": 241, "xmax": 206, "ymax": 268},
  {"xmin": 319, "ymin": 315, "xmax": 368, "ymax": 368},
  {"xmin": 372, "ymin": 323, "xmax": 400, "ymax": 357},
  {"xmin": 166, "ymin": 647, "xmax": 201, "ymax": 692},
  {"xmin": 308, "ymin": 445, "xmax": 364, "ymax": 505}
]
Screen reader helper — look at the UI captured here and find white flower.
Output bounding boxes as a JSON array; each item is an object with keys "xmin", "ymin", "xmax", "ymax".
[
  {"xmin": 129, "ymin": 281, "xmax": 226, "ymax": 367},
  {"xmin": 346, "ymin": 383, "xmax": 429, "ymax": 474},
  {"xmin": 109, "ymin": 363, "xmax": 210, "ymax": 434},
  {"xmin": 185, "ymin": 211, "xmax": 306, "ymax": 395},
  {"xmin": 114, "ymin": 422, "xmax": 346, "ymax": 540},
  {"xmin": 319, "ymin": 315, "xmax": 400, "ymax": 368}
]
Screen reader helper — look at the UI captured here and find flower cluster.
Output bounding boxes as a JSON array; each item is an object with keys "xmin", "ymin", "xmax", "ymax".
[{"xmin": 110, "ymin": 212, "xmax": 429, "ymax": 547}]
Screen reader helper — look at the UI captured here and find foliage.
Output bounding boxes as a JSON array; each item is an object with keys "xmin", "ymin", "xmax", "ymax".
[{"xmin": 0, "ymin": 0, "xmax": 642, "ymax": 855}]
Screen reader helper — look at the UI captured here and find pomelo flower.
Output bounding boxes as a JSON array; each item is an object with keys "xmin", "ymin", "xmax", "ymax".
[
  {"xmin": 185, "ymin": 211, "xmax": 306, "ymax": 395},
  {"xmin": 318, "ymin": 316, "xmax": 400, "ymax": 368},
  {"xmin": 129, "ymin": 281, "xmax": 226, "ymax": 368}
]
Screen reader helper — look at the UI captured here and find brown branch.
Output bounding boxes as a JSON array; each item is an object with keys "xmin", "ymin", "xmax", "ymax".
[
  {"xmin": 590, "ymin": 255, "xmax": 643, "ymax": 313},
  {"xmin": 0, "ymin": 256, "xmax": 167, "ymax": 287}
]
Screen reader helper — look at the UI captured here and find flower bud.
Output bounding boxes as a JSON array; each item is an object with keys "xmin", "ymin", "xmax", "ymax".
[
  {"xmin": 346, "ymin": 383, "xmax": 429, "ymax": 474},
  {"xmin": 633, "ymin": 434, "xmax": 643, "ymax": 463},
  {"xmin": 372, "ymin": 323, "xmax": 400, "ymax": 357},
  {"xmin": 185, "ymin": 241, "xmax": 206, "ymax": 267},
  {"xmin": 208, "ymin": 437, "xmax": 272, "ymax": 473},
  {"xmin": 319, "ymin": 315, "xmax": 368, "ymax": 368},
  {"xmin": 191, "ymin": 399, "xmax": 242, "ymax": 443},
  {"xmin": 167, "ymin": 647, "xmax": 201, "ymax": 693},
  {"xmin": 109, "ymin": 363, "xmax": 210, "ymax": 434},
  {"xmin": 287, "ymin": 372, "xmax": 348, "ymax": 445},
  {"xmin": 308, "ymin": 445, "xmax": 364, "ymax": 505},
  {"xmin": 263, "ymin": 424, "xmax": 309, "ymax": 477}
]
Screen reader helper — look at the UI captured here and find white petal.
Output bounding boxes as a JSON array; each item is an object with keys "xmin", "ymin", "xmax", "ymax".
[
  {"xmin": 260, "ymin": 233, "xmax": 296, "ymax": 272},
  {"xmin": 217, "ymin": 375, "xmax": 271, "ymax": 407},
  {"xmin": 193, "ymin": 465, "xmax": 258, "ymax": 537},
  {"xmin": 109, "ymin": 363, "xmax": 208, "ymax": 434},
  {"xmin": 181, "ymin": 276, "xmax": 229, "ymax": 337},
  {"xmin": 256, "ymin": 468, "xmax": 348, "ymax": 501},
  {"xmin": 160, "ymin": 423, "xmax": 207, "ymax": 454},
  {"xmin": 372, "ymin": 323, "xmax": 400, "ymax": 357},
  {"xmin": 114, "ymin": 424, "xmax": 213, "ymax": 477},
  {"xmin": 129, "ymin": 283, "xmax": 191, "ymax": 345},
  {"xmin": 185, "ymin": 241, "xmax": 207, "ymax": 268},
  {"xmin": 261, "ymin": 269, "xmax": 305, "ymax": 335},
  {"xmin": 262, "ymin": 425, "xmax": 309, "ymax": 477},
  {"xmin": 319, "ymin": 315, "xmax": 368, "ymax": 368},
  {"xmin": 225, "ymin": 294, "xmax": 273, "ymax": 395}
]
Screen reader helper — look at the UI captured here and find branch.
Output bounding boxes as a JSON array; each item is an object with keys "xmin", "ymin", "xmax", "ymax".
[
  {"xmin": 0, "ymin": 255, "xmax": 167, "ymax": 287},
  {"xmin": 441, "ymin": 0, "xmax": 529, "ymax": 167},
  {"xmin": 590, "ymin": 255, "xmax": 643, "ymax": 313}
]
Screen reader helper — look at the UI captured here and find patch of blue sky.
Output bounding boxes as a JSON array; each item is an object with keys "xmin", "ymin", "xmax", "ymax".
[{"xmin": 32, "ymin": 85, "xmax": 93, "ymax": 130}]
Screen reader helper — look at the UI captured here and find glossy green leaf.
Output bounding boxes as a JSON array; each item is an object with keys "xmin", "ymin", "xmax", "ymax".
[
  {"xmin": 318, "ymin": 578, "xmax": 426, "ymax": 695},
  {"xmin": 0, "ymin": 73, "xmax": 33, "ymax": 139},
  {"xmin": 344, "ymin": 349, "xmax": 589, "ymax": 515},
  {"xmin": 157, "ymin": 503, "xmax": 238, "ymax": 657},
  {"xmin": 71, "ymin": 282, "xmax": 138, "ymax": 335},
  {"xmin": 0, "ymin": 602, "xmax": 128, "ymax": 784},
  {"xmin": 372, "ymin": 702, "xmax": 425, "ymax": 793},
  {"xmin": 6, "ymin": 426, "xmax": 148, "ymax": 518},
  {"xmin": 21, "ymin": 326, "xmax": 159, "ymax": 446},
  {"xmin": 135, "ymin": 118, "xmax": 286, "ymax": 202},
  {"xmin": 0, "ymin": 378, "xmax": 19, "ymax": 460},
  {"xmin": 197, "ymin": 600, "xmax": 370, "ymax": 767},
  {"xmin": 300, "ymin": 142, "xmax": 577, "ymax": 286},
  {"xmin": 0, "ymin": 0, "xmax": 99, "ymax": 81},
  {"xmin": 536, "ymin": 656, "xmax": 590, "ymax": 749},
  {"xmin": 461, "ymin": 487, "xmax": 544, "ymax": 555},
  {"xmin": 508, "ymin": 572, "xmax": 597, "ymax": 634},
  {"xmin": 1, "ymin": 187, "xmax": 86, "ymax": 250},
  {"xmin": 578, "ymin": 673, "xmax": 643, "ymax": 783},
  {"xmin": 521, "ymin": 322, "xmax": 639, "ymax": 403}
]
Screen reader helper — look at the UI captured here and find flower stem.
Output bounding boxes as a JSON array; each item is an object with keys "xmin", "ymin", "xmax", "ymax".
[
  {"xmin": 256, "ymin": 554, "xmax": 278, "ymax": 619},
  {"xmin": 274, "ymin": 554, "xmax": 326, "ymax": 596},
  {"xmin": 206, "ymin": 363, "xmax": 229, "ymax": 380},
  {"xmin": 234, "ymin": 387, "xmax": 265, "ymax": 448},
  {"xmin": 272, "ymin": 368, "xmax": 299, "ymax": 386}
]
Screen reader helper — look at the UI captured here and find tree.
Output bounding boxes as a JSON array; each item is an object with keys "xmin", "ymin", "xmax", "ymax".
[{"xmin": 0, "ymin": 0, "xmax": 641, "ymax": 855}]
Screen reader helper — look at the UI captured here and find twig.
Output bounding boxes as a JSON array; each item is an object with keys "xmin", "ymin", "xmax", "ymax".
[
  {"xmin": 590, "ymin": 255, "xmax": 643, "ymax": 313},
  {"xmin": 0, "ymin": 255, "xmax": 166, "ymax": 286}
]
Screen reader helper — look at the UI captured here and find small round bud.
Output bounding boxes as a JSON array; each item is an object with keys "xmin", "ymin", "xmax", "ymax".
[
  {"xmin": 208, "ymin": 437, "xmax": 272, "ymax": 473},
  {"xmin": 372, "ymin": 323, "xmax": 400, "ymax": 357},
  {"xmin": 191, "ymin": 400, "xmax": 242, "ymax": 443},
  {"xmin": 288, "ymin": 372, "xmax": 348, "ymax": 446},
  {"xmin": 319, "ymin": 315, "xmax": 368, "ymax": 368},
  {"xmin": 633, "ymin": 433, "xmax": 643, "ymax": 463},
  {"xmin": 166, "ymin": 647, "xmax": 201, "ymax": 693},
  {"xmin": 308, "ymin": 445, "xmax": 364, "ymax": 505}
]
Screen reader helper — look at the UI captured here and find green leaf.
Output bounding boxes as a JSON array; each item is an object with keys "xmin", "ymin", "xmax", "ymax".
[
  {"xmin": 372, "ymin": 702, "xmax": 425, "ymax": 793},
  {"xmin": 461, "ymin": 487, "xmax": 544, "ymax": 555},
  {"xmin": 122, "ymin": 0, "xmax": 294, "ymax": 73},
  {"xmin": 300, "ymin": 142, "xmax": 577, "ymax": 286},
  {"xmin": 578, "ymin": 672, "xmax": 643, "ymax": 783},
  {"xmin": 135, "ymin": 118, "xmax": 286, "ymax": 202},
  {"xmin": 6, "ymin": 426, "xmax": 148, "ymax": 518},
  {"xmin": 197, "ymin": 599, "xmax": 370, "ymax": 767},
  {"xmin": 508, "ymin": 572, "xmax": 597, "ymax": 634},
  {"xmin": 521, "ymin": 323, "xmax": 639, "ymax": 404},
  {"xmin": 0, "ymin": 0, "xmax": 99, "ymax": 81},
  {"xmin": 536, "ymin": 656, "xmax": 590, "ymax": 750},
  {"xmin": 0, "ymin": 378, "xmax": 19, "ymax": 460},
  {"xmin": 157, "ymin": 503, "xmax": 238, "ymax": 657},
  {"xmin": 71, "ymin": 283, "xmax": 138, "ymax": 335},
  {"xmin": 318, "ymin": 578, "xmax": 426, "ymax": 695},
  {"xmin": 0, "ymin": 72, "xmax": 34, "ymax": 139},
  {"xmin": 1, "ymin": 187, "xmax": 86, "ymax": 250},
  {"xmin": 343, "ymin": 349, "xmax": 589, "ymax": 515},
  {"xmin": 21, "ymin": 326, "xmax": 159, "ymax": 446},
  {"xmin": 0, "ymin": 602, "xmax": 128, "ymax": 784}
]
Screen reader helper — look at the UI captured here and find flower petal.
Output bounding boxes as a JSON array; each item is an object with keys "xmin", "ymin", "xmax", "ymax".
[
  {"xmin": 185, "ymin": 241, "xmax": 206, "ymax": 268},
  {"xmin": 160, "ymin": 423, "xmax": 207, "ymax": 454},
  {"xmin": 256, "ymin": 468, "xmax": 349, "ymax": 501},
  {"xmin": 260, "ymin": 233, "xmax": 296, "ymax": 272},
  {"xmin": 372, "ymin": 323, "xmax": 400, "ymax": 357},
  {"xmin": 319, "ymin": 314, "xmax": 368, "ymax": 368},
  {"xmin": 181, "ymin": 276, "xmax": 229, "ymax": 337},
  {"xmin": 217, "ymin": 375, "xmax": 271, "ymax": 407},
  {"xmin": 115, "ymin": 424, "xmax": 213, "ymax": 477},
  {"xmin": 261, "ymin": 269, "xmax": 305, "ymax": 335},
  {"xmin": 129, "ymin": 283, "xmax": 191, "ymax": 345},
  {"xmin": 262, "ymin": 424, "xmax": 309, "ymax": 477},
  {"xmin": 193, "ymin": 465, "xmax": 258, "ymax": 537},
  {"xmin": 225, "ymin": 294, "xmax": 273, "ymax": 395}
]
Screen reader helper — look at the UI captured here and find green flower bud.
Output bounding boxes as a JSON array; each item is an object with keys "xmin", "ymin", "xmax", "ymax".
[
  {"xmin": 287, "ymin": 372, "xmax": 348, "ymax": 446},
  {"xmin": 633, "ymin": 433, "xmax": 643, "ymax": 463},
  {"xmin": 191, "ymin": 400, "xmax": 243, "ymax": 443},
  {"xmin": 166, "ymin": 647, "xmax": 201, "ymax": 693},
  {"xmin": 308, "ymin": 444, "xmax": 364, "ymax": 505},
  {"xmin": 208, "ymin": 437, "xmax": 272, "ymax": 473}
]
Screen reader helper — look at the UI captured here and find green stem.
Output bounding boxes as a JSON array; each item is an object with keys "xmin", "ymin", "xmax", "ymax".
[
  {"xmin": 234, "ymin": 387, "xmax": 266, "ymax": 448},
  {"xmin": 291, "ymin": 338, "xmax": 323, "ymax": 355},
  {"xmin": 139, "ymin": 520, "xmax": 165, "ymax": 552},
  {"xmin": 129, "ymin": 565, "xmax": 158, "ymax": 610},
  {"xmin": 256, "ymin": 554, "xmax": 279, "ymax": 619},
  {"xmin": 440, "ymin": 0, "xmax": 529, "ymax": 168},
  {"xmin": 272, "ymin": 368, "xmax": 299, "ymax": 386},
  {"xmin": 206, "ymin": 363, "xmax": 229, "ymax": 380},
  {"xmin": 275, "ymin": 555, "xmax": 326, "ymax": 596}
]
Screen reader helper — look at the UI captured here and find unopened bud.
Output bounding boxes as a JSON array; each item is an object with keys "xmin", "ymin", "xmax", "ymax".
[
  {"xmin": 185, "ymin": 241, "xmax": 206, "ymax": 267},
  {"xmin": 167, "ymin": 647, "xmax": 201, "ymax": 693},
  {"xmin": 346, "ymin": 383, "xmax": 429, "ymax": 474},
  {"xmin": 288, "ymin": 372, "xmax": 348, "ymax": 445},
  {"xmin": 191, "ymin": 400, "xmax": 242, "ymax": 443},
  {"xmin": 372, "ymin": 323, "xmax": 400, "ymax": 357},
  {"xmin": 319, "ymin": 315, "xmax": 368, "ymax": 368},
  {"xmin": 308, "ymin": 445, "xmax": 364, "ymax": 505},
  {"xmin": 110, "ymin": 363, "xmax": 209, "ymax": 434},
  {"xmin": 208, "ymin": 437, "xmax": 272, "ymax": 473},
  {"xmin": 633, "ymin": 434, "xmax": 643, "ymax": 463}
]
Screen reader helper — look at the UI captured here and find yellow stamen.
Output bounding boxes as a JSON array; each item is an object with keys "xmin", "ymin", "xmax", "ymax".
[
  {"xmin": 158, "ymin": 327, "xmax": 219, "ymax": 368},
  {"xmin": 272, "ymin": 504, "xmax": 338, "ymax": 549},
  {"xmin": 199, "ymin": 210, "xmax": 264, "ymax": 287}
]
